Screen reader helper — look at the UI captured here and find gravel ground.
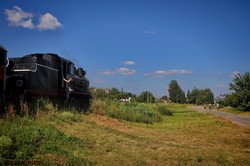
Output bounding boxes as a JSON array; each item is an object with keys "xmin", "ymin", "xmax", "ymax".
[{"xmin": 190, "ymin": 106, "xmax": 250, "ymax": 129}]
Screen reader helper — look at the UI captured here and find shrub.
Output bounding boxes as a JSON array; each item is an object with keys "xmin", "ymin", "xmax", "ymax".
[
  {"xmin": 89, "ymin": 99, "xmax": 119, "ymax": 115},
  {"xmin": 89, "ymin": 99, "xmax": 108, "ymax": 115},
  {"xmin": 156, "ymin": 105, "xmax": 173, "ymax": 116},
  {"xmin": 107, "ymin": 103, "xmax": 162, "ymax": 124}
]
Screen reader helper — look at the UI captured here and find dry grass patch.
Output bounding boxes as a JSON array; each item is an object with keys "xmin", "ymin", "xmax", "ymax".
[{"xmin": 58, "ymin": 105, "xmax": 250, "ymax": 166}]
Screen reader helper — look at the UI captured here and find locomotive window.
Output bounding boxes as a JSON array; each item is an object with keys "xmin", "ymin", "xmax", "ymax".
[
  {"xmin": 68, "ymin": 63, "xmax": 75, "ymax": 74},
  {"xmin": 13, "ymin": 63, "xmax": 37, "ymax": 72}
]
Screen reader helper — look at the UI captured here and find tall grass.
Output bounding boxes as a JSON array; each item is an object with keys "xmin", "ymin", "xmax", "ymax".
[
  {"xmin": 155, "ymin": 104, "xmax": 173, "ymax": 116},
  {"xmin": 89, "ymin": 100, "xmax": 174, "ymax": 124},
  {"xmin": 1, "ymin": 97, "xmax": 90, "ymax": 164},
  {"xmin": 0, "ymin": 117, "xmax": 90, "ymax": 165},
  {"xmin": 89, "ymin": 100, "xmax": 163, "ymax": 123},
  {"xmin": 108, "ymin": 103, "xmax": 162, "ymax": 124},
  {"xmin": 5, "ymin": 97, "xmax": 56, "ymax": 118},
  {"xmin": 1, "ymin": 100, "xmax": 249, "ymax": 165},
  {"xmin": 89, "ymin": 99, "xmax": 119, "ymax": 115},
  {"xmin": 5, "ymin": 96, "xmax": 89, "ymax": 119},
  {"xmin": 0, "ymin": 98, "xmax": 174, "ymax": 164}
]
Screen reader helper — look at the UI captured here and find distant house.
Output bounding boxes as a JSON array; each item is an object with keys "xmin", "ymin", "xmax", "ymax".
[
  {"xmin": 164, "ymin": 98, "xmax": 170, "ymax": 103},
  {"xmin": 161, "ymin": 95, "xmax": 170, "ymax": 103},
  {"xmin": 103, "ymin": 88, "xmax": 110, "ymax": 94}
]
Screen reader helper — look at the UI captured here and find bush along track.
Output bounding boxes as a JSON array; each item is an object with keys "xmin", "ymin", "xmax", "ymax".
[{"xmin": 90, "ymin": 101, "xmax": 174, "ymax": 124}]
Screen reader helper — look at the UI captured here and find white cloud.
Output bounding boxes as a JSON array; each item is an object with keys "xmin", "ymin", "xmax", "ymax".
[
  {"xmin": 144, "ymin": 30, "xmax": 157, "ymax": 34},
  {"xmin": 98, "ymin": 68, "xmax": 137, "ymax": 76},
  {"xmin": 144, "ymin": 69, "xmax": 193, "ymax": 77},
  {"xmin": 154, "ymin": 69, "xmax": 193, "ymax": 75},
  {"xmin": 37, "ymin": 13, "xmax": 62, "ymax": 30},
  {"xmin": 4, "ymin": 6, "xmax": 62, "ymax": 31},
  {"xmin": 98, "ymin": 69, "xmax": 115, "ymax": 75},
  {"xmin": 116, "ymin": 68, "xmax": 136, "ymax": 75},
  {"xmin": 155, "ymin": 70, "xmax": 167, "ymax": 74},
  {"xmin": 123, "ymin": 61, "xmax": 136, "ymax": 65},
  {"xmin": 4, "ymin": 6, "xmax": 35, "ymax": 29},
  {"xmin": 230, "ymin": 71, "xmax": 239, "ymax": 78}
]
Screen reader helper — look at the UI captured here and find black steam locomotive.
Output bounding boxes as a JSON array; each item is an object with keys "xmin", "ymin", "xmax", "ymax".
[{"xmin": 0, "ymin": 46, "xmax": 91, "ymax": 113}]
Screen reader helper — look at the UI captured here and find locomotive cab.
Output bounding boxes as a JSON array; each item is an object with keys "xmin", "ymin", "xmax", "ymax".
[{"xmin": 60, "ymin": 58, "xmax": 90, "ymax": 94}]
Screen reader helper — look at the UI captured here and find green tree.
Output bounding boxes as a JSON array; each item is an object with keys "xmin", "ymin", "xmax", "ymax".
[
  {"xmin": 110, "ymin": 88, "xmax": 121, "ymax": 100},
  {"xmin": 89, "ymin": 87, "xmax": 108, "ymax": 100},
  {"xmin": 189, "ymin": 88, "xmax": 214, "ymax": 105},
  {"xmin": 222, "ymin": 94, "xmax": 238, "ymax": 107},
  {"xmin": 168, "ymin": 80, "xmax": 186, "ymax": 103},
  {"xmin": 189, "ymin": 88, "xmax": 200, "ymax": 104},
  {"xmin": 136, "ymin": 91, "xmax": 155, "ymax": 103},
  {"xmin": 90, "ymin": 87, "xmax": 137, "ymax": 101},
  {"xmin": 228, "ymin": 72, "xmax": 250, "ymax": 111},
  {"xmin": 196, "ymin": 88, "xmax": 214, "ymax": 105}
]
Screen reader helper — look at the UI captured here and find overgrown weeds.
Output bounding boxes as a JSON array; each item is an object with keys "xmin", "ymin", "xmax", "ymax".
[
  {"xmin": 5, "ymin": 96, "xmax": 89, "ymax": 119},
  {"xmin": 89, "ymin": 100, "xmax": 173, "ymax": 124},
  {"xmin": 1, "ymin": 97, "xmax": 90, "ymax": 164},
  {"xmin": 0, "ymin": 98, "xmax": 176, "ymax": 164},
  {"xmin": 155, "ymin": 104, "xmax": 173, "ymax": 116},
  {"xmin": 5, "ymin": 97, "xmax": 55, "ymax": 118},
  {"xmin": 1, "ymin": 100, "xmax": 250, "ymax": 165},
  {"xmin": 0, "ymin": 117, "xmax": 90, "ymax": 165},
  {"xmin": 107, "ymin": 103, "xmax": 162, "ymax": 124},
  {"xmin": 89, "ymin": 99, "xmax": 118, "ymax": 115}
]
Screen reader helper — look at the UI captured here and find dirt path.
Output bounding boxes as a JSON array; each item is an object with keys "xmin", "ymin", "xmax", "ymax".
[{"xmin": 189, "ymin": 106, "xmax": 250, "ymax": 129}]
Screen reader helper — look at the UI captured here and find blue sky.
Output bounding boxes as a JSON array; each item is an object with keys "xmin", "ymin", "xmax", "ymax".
[{"xmin": 1, "ymin": 0, "xmax": 250, "ymax": 97}]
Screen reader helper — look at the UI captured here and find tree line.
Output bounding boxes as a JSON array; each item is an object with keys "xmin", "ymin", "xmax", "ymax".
[
  {"xmin": 168, "ymin": 80, "xmax": 214, "ymax": 105},
  {"xmin": 90, "ymin": 81, "xmax": 215, "ymax": 105},
  {"xmin": 90, "ymin": 72, "xmax": 249, "ymax": 112},
  {"xmin": 168, "ymin": 72, "xmax": 250, "ymax": 111},
  {"xmin": 89, "ymin": 87, "xmax": 156, "ymax": 103}
]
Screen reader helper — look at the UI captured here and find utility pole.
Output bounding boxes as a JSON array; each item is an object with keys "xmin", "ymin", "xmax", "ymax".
[{"xmin": 121, "ymin": 87, "xmax": 123, "ymax": 97}]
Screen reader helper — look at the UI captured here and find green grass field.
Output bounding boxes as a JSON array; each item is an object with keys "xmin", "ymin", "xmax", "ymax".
[
  {"xmin": 0, "ymin": 102, "xmax": 250, "ymax": 165},
  {"xmin": 219, "ymin": 106, "xmax": 250, "ymax": 116}
]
